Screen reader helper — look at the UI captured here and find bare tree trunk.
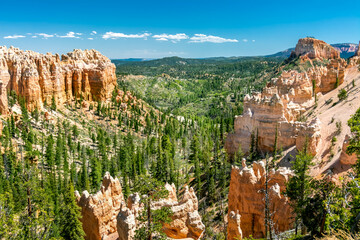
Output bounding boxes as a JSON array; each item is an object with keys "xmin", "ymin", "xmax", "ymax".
[{"xmin": 148, "ymin": 198, "xmax": 152, "ymax": 240}]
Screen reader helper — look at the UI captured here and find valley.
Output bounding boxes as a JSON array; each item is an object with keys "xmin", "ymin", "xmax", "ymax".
[{"xmin": 0, "ymin": 37, "xmax": 360, "ymax": 240}]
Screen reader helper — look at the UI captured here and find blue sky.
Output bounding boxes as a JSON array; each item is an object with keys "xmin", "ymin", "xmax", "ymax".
[{"xmin": 0, "ymin": 0, "xmax": 359, "ymax": 59}]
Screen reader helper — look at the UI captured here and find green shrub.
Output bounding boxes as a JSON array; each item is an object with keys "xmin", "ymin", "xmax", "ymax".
[{"xmin": 338, "ymin": 89, "xmax": 347, "ymax": 101}]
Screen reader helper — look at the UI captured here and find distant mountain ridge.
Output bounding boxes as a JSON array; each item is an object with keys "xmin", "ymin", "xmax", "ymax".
[
  {"xmin": 112, "ymin": 43, "xmax": 359, "ymax": 67},
  {"xmin": 267, "ymin": 43, "xmax": 358, "ymax": 59}
]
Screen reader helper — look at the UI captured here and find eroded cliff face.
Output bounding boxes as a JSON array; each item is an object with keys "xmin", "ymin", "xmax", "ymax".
[
  {"xmin": 226, "ymin": 38, "xmax": 346, "ymax": 156},
  {"xmin": 0, "ymin": 46, "xmax": 116, "ymax": 114},
  {"xmin": 292, "ymin": 37, "xmax": 340, "ymax": 60},
  {"xmin": 355, "ymin": 42, "xmax": 360, "ymax": 57},
  {"xmin": 76, "ymin": 173, "xmax": 204, "ymax": 240},
  {"xmin": 75, "ymin": 172, "xmax": 124, "ymax": 240},
  {"xmin": 117, "ymin": 183, "xmax": 205, "ymax": 240},
  {"xmin": 227, "ymin": 162, "xmax": 293, "ymax": 239}
]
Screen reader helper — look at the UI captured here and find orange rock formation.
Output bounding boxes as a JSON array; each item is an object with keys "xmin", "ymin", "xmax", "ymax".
[
  {"xmin": 227, "ymin": 163, "xmax": 293, "ymax": 239},
  {"xmin": 75, "ymin": 172, "xmax": 124, "ymax": 240},
  {"xmin": 117, "ymin": 183, "xmax": 205, "ymax": 240},
  {"xmin": 0, "ymin": 46, "xmax": 116, "ymax": 114},
  {"xmin": 226, "ymin": 38, "xmax": 346, "ymax": 156},
  {"xmin": 76, "ymin": 173, "xmax": 204, "ymax": 240},
  {"xmin": 292, "ymin": 37, "xmax": 340, "ymax": 60}
]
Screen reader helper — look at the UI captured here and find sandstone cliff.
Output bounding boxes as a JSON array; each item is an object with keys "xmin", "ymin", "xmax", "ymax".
[
  {"xmin": 226, "ymin": 38, "xmax": 346, "ymax": 156},
  {"xmin": 76, "ymin": 173, "xmax": 204, "ymax": 240},
  {"xmin": 226, "ymin": 38, "xmax": 360, "ymax": 239},
  {"xmin": 292, "ymin": 37, "xmax": 340, "ymax": 60},
  {"xmin": 0, "ymin": 46, "xmax": 116, "ymax": 114},
  {"xmin": 75, "ymin": 172, "xmax": 124, "ymax": 240},
  {"xmin": 227, "ymin": 162, "xmax": 293, "ymax": 239},
  {"xmin": 117, "ymin": 183, "xmax": 205, "ymax": 240},
  {"xmin": 355, "ymin": 42, "xmax": 360, "ymax": 57}
]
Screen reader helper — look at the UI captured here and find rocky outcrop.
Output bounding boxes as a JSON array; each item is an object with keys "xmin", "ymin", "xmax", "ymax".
[
  {"xmin": 117, "ymin": 183, "xmax": 205, "ymax": 240},
  {"xmin": 0, "ymin": 46, "xmax": 116, "ymax": 114},
  {"xmin": 227, "ymin": 162, "xmax": 293, "ymax": 239},
  {"xmin": 228, "ymin": 210, "xmax": 242, "ymax": 240},
  {"xmin": 355, "ymin": 42, "xmax": 360, "ymax": 57},
  {"xmin": 292, "ymin": 38, "xmax": 340, "ymax": 60},
  {"xmin": 75, "ymin": 172, "xmax": 124, "ymax": 240},
  {"xmin": 226, "ymin": 38, "xmax": 346, "ymax": 156},
  {"xmin": 340, "ymin": 134, "xmax": 357, "ymax": 165},
  {"xmin": 76, "ymin": 173, "xmax": 204, "ymax": 240}
]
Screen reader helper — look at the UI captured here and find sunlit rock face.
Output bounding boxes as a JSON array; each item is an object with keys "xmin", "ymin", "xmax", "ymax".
[
  {"xmin": 75, "ymin": 173, "xmax": 204, "ymax": 240},
  {"xmin": 227, "ymin": 163, "xmax": 293, "ymax": 239},
  {"xmin": 117, "ymin": 184, "xmax": 205, "ymax": 240},
  {"xmin": 225, "ymin": 38, "xmax": 347, "ymax": 156},
  {"xmin": 75, "ymin": 172, "xmax": 124, "ymax": 240},
  {"xmin": 0, "ymin": 46, "xmax": 116, "ymax": 114},
  {"xmin": 292, "ymin": 37, "xmax": 340, "ymax": 60}
]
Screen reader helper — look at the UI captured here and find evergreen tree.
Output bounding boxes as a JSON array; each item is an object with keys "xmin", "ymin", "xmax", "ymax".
[
  {"xmin": 60, "ymin": 184, "xmax": 85, "ymax": 240},
  {"xmin": 285, "ymin": 151, "xmax": 313, "ymax": 235}
]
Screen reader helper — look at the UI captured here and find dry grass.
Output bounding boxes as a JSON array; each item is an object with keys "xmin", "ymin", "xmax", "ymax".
[{"xmin": 317, "ymin": 229, "xmax": 359, "ymax": 240}]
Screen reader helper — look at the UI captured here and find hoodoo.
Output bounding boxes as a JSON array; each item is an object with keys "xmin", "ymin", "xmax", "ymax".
[
  {"xmin": 75, "ymin": 173, "xmax": 204, "ymax": 240},
  {"xmin": 226, "ymin": 38, "xmax": 346, "ymax": 156},
  {"xmin": 227, "ymin": 163, "xmax": 293, "ymax": 239}
]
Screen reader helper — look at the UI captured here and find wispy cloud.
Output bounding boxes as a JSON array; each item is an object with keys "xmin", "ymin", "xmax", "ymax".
[
  {"xmin": 4, "ymin": 35, "xmax": 26, "ymax": 39},
  {"xmin": 252, "ymin": 40, "xmax": 256, "ymax": 42},
  {"xmin": 242, "ymin": 39, "xmax": 248, "ymax": 42},
  {"xmin": 102, "ymin": 32, "xmax": 151, "ymax": 40},
  {"xmin": 189, "ymin": 34, "xmax": 238, "ymax": 43},
  {"xmin": 153, "ymin": 33, "xmax": 188, "ymax": 43},
  {"xmin": 88, "ymin": 38, "xmax": 94, "ymax": 40},
  {"xmin": 91, "ymin": 31, "xmax": 97, "ymax": 35},
  {"xmin": 58, "ymin": 32, "xmax": 81, "ymax": 38},
  {"xmin": 38, "ymin": 33, "xmax": 54, "ymax": 39}
]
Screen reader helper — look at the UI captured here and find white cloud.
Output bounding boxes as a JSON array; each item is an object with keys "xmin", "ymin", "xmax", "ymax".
[
  {"xmin": 252, "ymin": 40, "xmax": 256, "ymax": 42},
  {"xmin": 58, "ymin": 32, "xmax": 81, "ymax": 38},
  {"xmin": 91, "ymin": 31, "xmax": 97, "ymax": 35},
  {"xmin": 189, "ymin": 34, "xmax": 238, "ymax": 43},
  {"xmin": 88, "ymin": 38, "xmax": 94, "ymax": 40},
  {"xmin": 31, "ymin": 36, "xmax": 38, "ymax": 38},
  {"xmin": 153, "ymin": 33, "xmax": 188, "ymax": 43},
  {"xmin": 102, "ymin": 32, "xmax": 151, "ymax": 40},
  {"xmin": 38, "ymin": 33, "xmax": 54, "ymax": 39},
  {"xmin": 4, "ymin": 35, "xmax": 26, "ymax": 39},
  {"xmin": 242, "ymin": 39, "xmax": 248, "ymax": 42}
]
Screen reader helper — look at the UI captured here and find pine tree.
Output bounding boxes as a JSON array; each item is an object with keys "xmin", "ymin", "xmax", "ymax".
[
  {"xmin": 80, "ymin": 151, "xmax": 90, "ymax": 192},
  {"xmin": 51, "ymin": 95, "xmax": 57, "ymax": 111},
  {"xmin": 208, "ymin": 168, "xmax": 216, "ymax": 203},
  {"xmin": 90, "ymin": 157, "xmax": 102, "ymax": 191},
  {"xmin": 45, "ymin": 135, "xmax": 55, "ymax": 168},
  {"xmin": 285, "ymin": 150, "xmax": 313, "ymax": 235},
  {"xmin": 60, "ymin": 184, "xmax": 85, "ymax": 240}
]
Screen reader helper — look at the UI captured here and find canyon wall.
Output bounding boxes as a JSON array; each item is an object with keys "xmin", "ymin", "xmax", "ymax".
[
  {"xmin": 227, "ymin": 162, "xmax": 293, "ymax": 239},
  {"xmin": 0, "ymin": 46, "xmax": 116, "ymax": 114},
  {"xmin": 226, "ymin": 38, "xmax": 346, "ymax": 156},
  {"xmin": 75, "ymin": 173, "xmax": 204, "ymax": 240}
]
